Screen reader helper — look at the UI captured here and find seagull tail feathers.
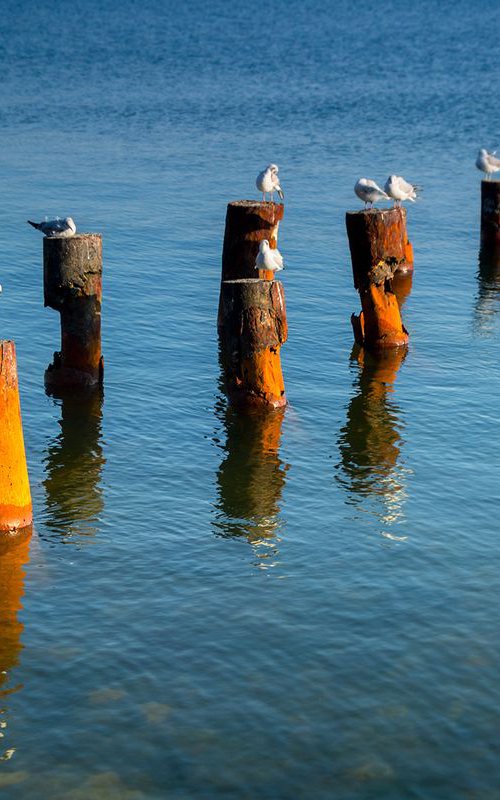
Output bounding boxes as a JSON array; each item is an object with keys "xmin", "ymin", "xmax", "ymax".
[
  {"xmin": 27, "ymin": 220, "xmax": 41, "ymax": 230},
  {"xmin": 277, "ymin": 188, "xmax": 284, "ymax": 200}
]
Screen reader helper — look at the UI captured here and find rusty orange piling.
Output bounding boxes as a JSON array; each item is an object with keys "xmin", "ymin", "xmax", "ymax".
[
  {"xmin": 219, "ymin": 278, "xmax": 287, "ymax": 408},
  {"xmin": 346, "ymin": 209, "xmax": 410, "ymax": 350},
  {"xmin": 0, "ymin": 341, "xmax": 33, "ymax": 534},
  {"xmin": 480, "ymin": 180, "xmax": 500, "ymax": 247},
  {"xmin": 44, "ymin": 233, "xmax": 103, "ymax": 388},
  {"xmin": 219, "ymin": 200, "xmax": 285, "ymax": 317}
]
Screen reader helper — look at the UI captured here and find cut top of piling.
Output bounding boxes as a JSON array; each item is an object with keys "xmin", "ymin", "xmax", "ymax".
[
  {"xmin": 221, "ymin": 200, "xmax": 285, "ymax": 282},
  {"xmin": 43, "ymin": 233, "xmax": 103, "ymax": 309}
]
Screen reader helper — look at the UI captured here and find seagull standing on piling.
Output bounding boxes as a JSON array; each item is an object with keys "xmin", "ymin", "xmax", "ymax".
[
  {"xmin": 27, "ymin": 217, "xmax": 76, "ymax": 237},
  {"xmin": 476, "ymin": 149, "xmax": 500, "ymax": 180},
  {"xmin": 255, "ymin": 240, "xmax": 284, "ymax": 272},
  {"xmin": 384, "ymin": 175, "xmax": 420, "ymax": 206},
  {"xmin": 256, "ymin": 164, "xmax": 284, "ymax": 202},
  {"xmin": 354, "ymin": 178, "xmax": 389, "ymax": 208}
]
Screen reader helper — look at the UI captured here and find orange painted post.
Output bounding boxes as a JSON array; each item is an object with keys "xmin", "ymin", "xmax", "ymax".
[
  {"xmin": 219, "ymin": 278, "xmax": 287, "ymax": 408},
  {"xmin": 218, "ymin": 200, "xmax": 285, "ymax": 323},
  {"xmin": 480, "ymin": 180, "xmax": 500, "ymax": 248},
  {"xmin": 0, "ymin": 341, "xmax": 33, "ymax": 534},
  {"xmin": 44, "ymin": 234, "xmax": 103, "ymax": 388},
  {"xmin": 346, "ymin": 209, "xmax": 409, "ymax": 350}
]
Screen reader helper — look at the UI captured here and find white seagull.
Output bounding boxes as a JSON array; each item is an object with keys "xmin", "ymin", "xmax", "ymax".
[
  {"xmin": 354, "ymin": 178, "xmax": 389, "ymax": 208},
  {"xmin": 255, "ymin": 239, "xmax": 284, "ymax": 272},
  {"xmin": 384, "ymin": 175, "xmax": 420, "ymax": 205},
  {"xmin": 27, "ymin": 217, "xmax": 76, "ymax": 237},
  {"xmin": 256, "ymin": 164, "xmax": 284, "ymax": 202},
  {"xmin": 476, "ymin": 149, "xmax": 500, "ymax": 180}
]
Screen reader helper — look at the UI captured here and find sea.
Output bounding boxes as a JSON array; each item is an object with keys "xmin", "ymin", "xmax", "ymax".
[{"xmin": 1, "ymin": 0, "xmax": 500, "ymax": 797}]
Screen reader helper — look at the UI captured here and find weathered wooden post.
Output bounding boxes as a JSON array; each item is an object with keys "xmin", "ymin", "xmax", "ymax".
[
  {"xmin": 0, "ymin": 341, "xmax": 33, "ymax": 535},
  {"xmin": 220, "ymin": 200, "xmax": 285, "ymax": 286},
  {"xmin": 480, "ymin": 181, "xmax": 500, "ymax": 248},
  {"xmin": 219, "ymin": 278, "xmax": 287, "ymax": 408},
  {"xmin": 44, "ymin": 234, "xmax": 103, "ymax": 388},
  {"xmin": 346, "ymin": 209, "xmax": 409, "ymax": 350},
  {"xmin": 218, "ymin": 200, "xmax": 287, "ymax": 407}
]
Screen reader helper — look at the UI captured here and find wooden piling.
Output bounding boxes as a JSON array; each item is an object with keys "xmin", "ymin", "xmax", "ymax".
[
  {"xmin": 0, "ymin": 341, "xmax": 33, "ymax": 534},
  {"xmin": 346, "ymin": 209, "xmax": 409, "ymax": 350},
  {"xmin": 480, "ymin": 181, "xmax": 500, "ymax": 247},
  {"xmin": 220, "ymin": 200, "xmax": 285, "ymax": 291},
  {"xmin": 44, "ymin": 234, "xmax": 103, "ymax": 388},
  {"xmin": 219, "ymin": 278, "xmax": 287, "ymax": 408}
]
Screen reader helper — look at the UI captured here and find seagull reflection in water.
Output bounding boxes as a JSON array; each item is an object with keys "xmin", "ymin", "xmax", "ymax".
[
  {"xmin": 336, "ymin": 347, "xmax": 410, "ymax": 539},
  {"xmin": 212, "ymin": 401, "xmax": 289, "ymax": 569},
  {"xmin": 42, "ymin": 389, "xmax": 105, "ymax": 543},
  {"xmin": 473, "ymin": 244, "xmax": 500, "ymax": 334}
]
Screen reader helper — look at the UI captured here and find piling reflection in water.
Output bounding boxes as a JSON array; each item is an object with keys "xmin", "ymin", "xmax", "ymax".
[
  {"xmin": 43, "ymin": 389, "xmax": 105, "ymax": 542},
  {"xmin": 337, "ymin": 347, "xmax": 409, "ymax": 539},
  {"xmin": 212, "ymin": 401, "xmax": 289, "ymax": 568},
  {"xmin": 0, "ymin": 528, "xmax": 31, "ymax": 757},
  {"xmin": 474, "ymin": 245, "xmax": 500, "ymax": 333}
]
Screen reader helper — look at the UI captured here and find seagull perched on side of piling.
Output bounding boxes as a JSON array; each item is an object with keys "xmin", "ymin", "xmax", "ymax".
[
  {"xmin": 27, "ymin": 217, "xmax": 76, "ymax": 237},
  {"xmin": 354, "ymin": 178, "xmax": 389, "ymax": 208},
  {"xmin": 476, "ymin": 149, "xmax": 500, "ymax": 180},
  {"xmin": 384, "ymin": 175, "xmax": 421, "ymax": 206},
  {"xmin": 256, "ymin": 164, "xmax": 284, "ymax": 202},
  {"xmin": 255, "ymin": 239, "xmax": 284, "ymax": 272}
]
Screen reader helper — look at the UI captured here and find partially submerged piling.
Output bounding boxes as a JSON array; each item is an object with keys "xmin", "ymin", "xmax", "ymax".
[
  {"xmin": 0, "ymin": 341, "xmax": 32, "ymax": 535},
  {"xmin": 480, "ymin": 180, "xmax": 500, "ymax": 248},
  {"xmin": 219, "ymin": 201, "xmax": 287, "ymax": 408},
  {"xmin": 219, "ymin": 278, "xmax": 287, "ymax": 408},
  {"xmin": 346, "ymin": 208, "xmax": 410, "ymax": 350},
  {"xmin": 44, "ymin": 234, "xmax": 103, "ymax": 388}
]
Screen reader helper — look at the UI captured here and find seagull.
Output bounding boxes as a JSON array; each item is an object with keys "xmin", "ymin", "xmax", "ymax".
[
  {"xmin": 476, "ymin": 149, "xmax": 500, "ymax": 180},
  {"xmin": 256, "ymin": 164, "xmax": 284, "ymax": 202},
  {"xmin": 384, "ymin": 175, "xmax": 420, "ymax": 206},
  {"xmin": 255, "ymin": 239, "xmax": 284, "ymax": 272},
  {"xmin": 27, "ymin": 217, "xmax": 76, "ymax": 237},
  {"xmin": 354, "ymin": 178, "xmax": 389, "ymax": 208}
]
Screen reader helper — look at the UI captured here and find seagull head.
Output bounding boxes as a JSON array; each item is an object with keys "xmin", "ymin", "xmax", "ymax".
[
  {"xmin": 260, "ymin": 239, "xmax": 270, "ymax": 251},
  {"xmin": 268, "ymin": 164, "xmax": 279, "ymax": 173},
  {"xmin": 65, "ymin": 217, "xmax": 76, "ymax": 231}
]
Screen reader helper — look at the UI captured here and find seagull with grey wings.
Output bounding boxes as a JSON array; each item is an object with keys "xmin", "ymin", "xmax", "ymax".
[
  {"xmin": 27, "ymin": 217, "xmax": 76, "ymax": 237},
  {"xmin": 354, "ymin": 178, "xmax": 389, "ymax": 208},
  {"xmin": 256, "ymin": 164, "xmax": 284, "ymax": 202},
  {"xmin": 384, "ymin": 175, "xmax": 421, "ymax": 206},
  {"xmin": 476, "ymin": 149, "xmax": 500, "ymax": 180},
  {"xmin": 255, "ymin": 240, "xmax": 284, "ymax": 273}
]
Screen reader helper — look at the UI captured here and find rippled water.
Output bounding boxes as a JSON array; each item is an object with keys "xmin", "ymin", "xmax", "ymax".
[{"xmin": 1, "ymin": 0, "xmax": 500, "ymax": 797}]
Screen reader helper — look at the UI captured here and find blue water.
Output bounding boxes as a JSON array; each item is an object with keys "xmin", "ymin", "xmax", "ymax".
[{"xmin": 1, "ymin": 0, "xmax": 500, "ymax": 797}]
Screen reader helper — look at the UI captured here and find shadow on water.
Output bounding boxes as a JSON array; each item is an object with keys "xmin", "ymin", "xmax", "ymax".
[
  {"xmin": 42, "ymin": 388, "xmax": 105, "ymax": 544},
  {"xmin": 336, "ymin": 347, "xmax": 410, "ymax": 540},
  {"xmin": 473, "ymin": 244, "xmax": 500, "ymax": 334},
  {"xmin": 0, "ymin": 527, "xmax": 31, "ymax": 759},
  {"xmin": 212, "ymin": 398, "xmax": 289, "ymax": 569}
]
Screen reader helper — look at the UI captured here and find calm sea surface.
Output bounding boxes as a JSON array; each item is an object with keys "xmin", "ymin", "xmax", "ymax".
[{"xmin": 1, "ymin": 1, "xmax": 500, "ymax": 797}]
